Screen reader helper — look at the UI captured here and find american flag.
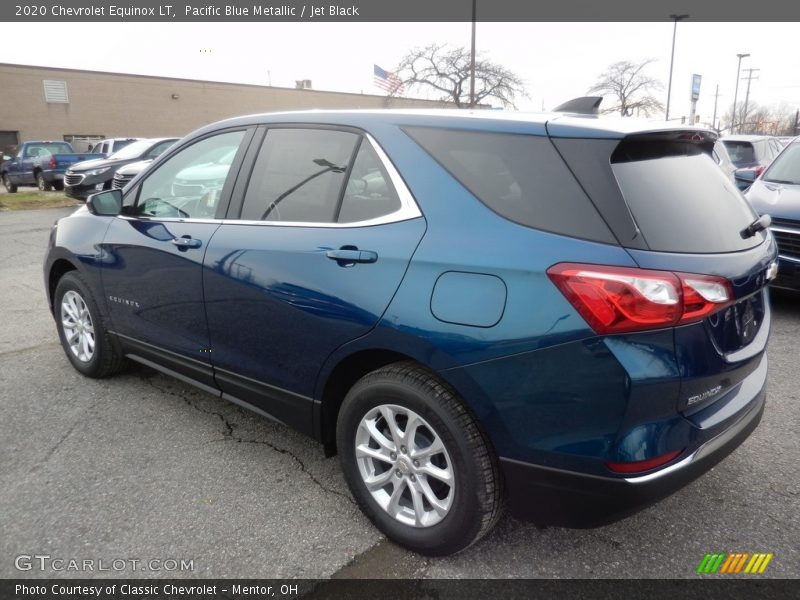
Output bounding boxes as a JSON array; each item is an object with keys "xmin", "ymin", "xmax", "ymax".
[{"xmin": 374, "ymin": 64, "xmax": 404, "ymax": 94}]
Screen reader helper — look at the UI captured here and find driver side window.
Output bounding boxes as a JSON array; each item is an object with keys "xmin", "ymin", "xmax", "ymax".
[{"xmin": 136, "ymin": 130, "xmax": 245, "ymax": 219}]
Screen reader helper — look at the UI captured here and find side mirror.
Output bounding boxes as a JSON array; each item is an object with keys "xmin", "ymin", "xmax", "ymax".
[
  {"xmin": 734, "ymin": 168, "xmax": 757, "ymax": 183},
  {"xmin": 86, "ymin": 189, "xmax": 122, "ymax": 216}
]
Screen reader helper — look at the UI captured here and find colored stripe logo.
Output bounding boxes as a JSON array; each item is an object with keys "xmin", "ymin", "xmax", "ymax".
[{"xmin": 696, "ymin": 552, "xmax": 773, "ymax": 574}]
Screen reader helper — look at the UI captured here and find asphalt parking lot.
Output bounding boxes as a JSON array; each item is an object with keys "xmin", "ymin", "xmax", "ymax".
[{"xmin": 0, "ymin": 206, "xmax": 798, "ymax": 579}]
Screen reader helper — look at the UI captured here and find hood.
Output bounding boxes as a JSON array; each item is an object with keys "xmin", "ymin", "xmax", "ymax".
[
  {"xmin": 69, "ymin": 156, "xmax": 136, "ymax": 172},
  {"xmin": 116, "ymin": 159, "xmax": 153, "ymax": 176},
  {"xmin": 746, "ymin": 179, "xmax": 800, "ymax": 220}
]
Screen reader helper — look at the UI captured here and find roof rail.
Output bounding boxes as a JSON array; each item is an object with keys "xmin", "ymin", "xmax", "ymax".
[{"xmin": 553, "ymin": 96, "xmax": 603, "ymax": 115}]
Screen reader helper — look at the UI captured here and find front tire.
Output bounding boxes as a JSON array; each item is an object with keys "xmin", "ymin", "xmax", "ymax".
[
  {"xmin": 54, "ymin": 272, "xmax": 126, "ymax": 378},
  {"xmin": 2, "ymin": 173, "xmax": 17, "ymax": 193},
  {"xmin": 36, "ymin": 171, "xmax": 52, "ymax": 191},
  {"xmin": 337, "ymin": 362, "xmax": 503, "ymax": 555}
]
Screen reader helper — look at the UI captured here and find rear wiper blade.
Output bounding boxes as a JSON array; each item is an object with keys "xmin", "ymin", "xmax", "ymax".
[{"xmin": 741, "ymin": 214, "xmax": 771, "ymax": 239}]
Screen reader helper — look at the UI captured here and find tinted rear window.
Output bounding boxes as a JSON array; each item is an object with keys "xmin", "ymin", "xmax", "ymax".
[
  {"xmin": 404, "ymin": 127, "xmax": 615, "ymax": 243},
  {"xmin": 611, "ymin": 153, "xmax": 764, "ymax": 253},
  {"xmin": 722, "ymin": 141, "xmax": 756, "ymax": 167}
]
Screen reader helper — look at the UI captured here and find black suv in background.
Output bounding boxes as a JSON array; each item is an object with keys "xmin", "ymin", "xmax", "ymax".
[{"xmin": 64, "ymin": 138, "xmax": 178, "ymax": 200}]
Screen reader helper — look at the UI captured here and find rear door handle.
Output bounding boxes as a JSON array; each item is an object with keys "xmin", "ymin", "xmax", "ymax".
[
  {"xmin": 325, "ymin": 249, "xmax": 378, "ymax": 264},
  {"xmin": 171, "ymin": 237, "xmax": 202, "ymax": 249}
]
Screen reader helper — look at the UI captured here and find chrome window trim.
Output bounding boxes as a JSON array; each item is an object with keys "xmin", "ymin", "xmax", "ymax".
[{"xmin": 124, "ymin": 132, "xmax": 422, "ymax": 228}]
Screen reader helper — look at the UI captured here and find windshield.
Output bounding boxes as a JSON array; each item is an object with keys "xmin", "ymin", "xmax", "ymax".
[
  {"xmin": 762, "ymin": 143, "xmax": 800, "ymax": 185},
  {"xmin": 108, "ymin": 139, "xmax": 158, "ymax": 160}
]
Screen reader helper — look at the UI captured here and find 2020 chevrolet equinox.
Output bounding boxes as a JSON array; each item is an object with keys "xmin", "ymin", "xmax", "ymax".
[{"xmin": 45, "ymin": 110, "xmax": 777, "ymax": 555}]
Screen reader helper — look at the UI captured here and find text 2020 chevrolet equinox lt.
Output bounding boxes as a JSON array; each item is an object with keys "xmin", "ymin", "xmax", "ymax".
[{"xmin": 45, "ymin": 110, "xmax": 777, "ymax": 555}]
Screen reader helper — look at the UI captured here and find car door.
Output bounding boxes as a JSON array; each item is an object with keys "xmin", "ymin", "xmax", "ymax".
[
  {"xmin": 5, "ymin": 147, "xmax": 22, "ymax": 184},
  {"xmin": 19, "ymin": 145, "xmax": 39, "ymax": 184},
  {"xmin": 100, "ymin": 128, "xmax": 253, "ymax": 388},
  {"xmin": 203, "ymin": 126, "xmax": 425, "ymax": 432}
]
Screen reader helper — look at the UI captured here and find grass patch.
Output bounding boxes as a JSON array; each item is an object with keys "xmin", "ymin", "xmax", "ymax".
[{"xmin": 0, "ymin": 190, "xmax": 82, "ymax": 211}]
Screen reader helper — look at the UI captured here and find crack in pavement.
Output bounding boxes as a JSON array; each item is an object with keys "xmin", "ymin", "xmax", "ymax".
[
  {"xmin": 0, "ymin": 341, "xmax": 59, "ymax": 357},
  {"xmin": 35, "ymin": 399, "xmax": 102, "ymax": 471},
  {"xmin": 140, "ymin": 375, "xmax": 356, "ymax": 507}
]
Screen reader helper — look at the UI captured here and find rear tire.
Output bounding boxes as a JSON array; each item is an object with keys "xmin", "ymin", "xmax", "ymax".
[
  {"xmin": 36, "ymin": 171, "xmax": 52, "ymax": 191},
  {"xmin": 336, "ymin": 362, "xmax": 504, "ymax": 555},
  {"xmin": 2, "ymin": 173, "xmax": 17, "ymax": 193},
  {"xmin": 54, "ymin": 271, "xmax": 127, "ymax": 378}
]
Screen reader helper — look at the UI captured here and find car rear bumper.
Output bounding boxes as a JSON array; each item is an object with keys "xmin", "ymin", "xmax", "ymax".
[{"xmin": 500, "ymin": 387, "xmax": 765, "ymax": 527}]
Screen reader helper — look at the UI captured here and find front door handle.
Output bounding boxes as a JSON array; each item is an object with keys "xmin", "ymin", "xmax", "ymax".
[
  {"xmin": 325, "ymin": 249, "xmax": 378, "ymax": 264},
  {"xmin": 171, "ymin": 237, "xmax": 202, "ymax": 249}
]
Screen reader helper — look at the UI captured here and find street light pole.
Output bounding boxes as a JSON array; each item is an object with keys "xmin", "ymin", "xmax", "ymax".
[
  {"xmin": 665, "ymin": 14, "xmax": 688, "ymax": 121},
  {"xmin": 732, "ymin": 53, "xmax": 749, "ymax": 133}
]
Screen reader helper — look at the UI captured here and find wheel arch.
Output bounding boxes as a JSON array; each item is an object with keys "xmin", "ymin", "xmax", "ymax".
[
  {"xmin": 47, "ymin": 258, "xmax": 79, "ymax": 313},
  {"xmin": 315, "ymin": 342, "xmax": 506, "ymax": 458},
  {"xmin": 318, "ymin": 348, "xmax": 414, "ymax": 452}
]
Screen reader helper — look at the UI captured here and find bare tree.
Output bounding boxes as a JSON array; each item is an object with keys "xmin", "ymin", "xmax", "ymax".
[
  {"xmin": 723, "ymin": 101, "xmax": 799, "ymax": 135},
  {"xmin": 588, "ymin": 60, "xmax": 664, "ymax": 117},
  {"xmin": 392, "ymin": 44, "xmax": 526, "ymax": 108}
]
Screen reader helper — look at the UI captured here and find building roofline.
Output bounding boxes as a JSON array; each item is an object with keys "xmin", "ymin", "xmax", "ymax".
[{"xmin": 0, "ymin": 62, "xmax": 443, "ymax": 104}]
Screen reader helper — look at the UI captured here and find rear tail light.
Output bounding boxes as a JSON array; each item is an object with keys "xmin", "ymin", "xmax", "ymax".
[
  {"xmin": 547, "ymin": 263, "xmax": 733, "ymax": 334},
  {"xmin": 48, "ymin": 156, "xmax": 57, "ymax": 169},
  {"xmin": 754, "ymin": 164, "xmax": 766, "ymax": 177},
  {"xmin": 606, "ymin": 449, "xmax": 684, "ymax": 474}
]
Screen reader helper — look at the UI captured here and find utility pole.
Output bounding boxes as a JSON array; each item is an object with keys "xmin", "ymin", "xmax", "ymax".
[
  {"xmin": 741, "ymin": 68, "xmax": 760, "ymax": 134},
  {"xmin": 794, "ymin": 109, "xmax": 799, "ymax": 136},
  {"xmin": 712, "ymin": 84, "xmax": 721, "ymax": 132},
  {"xmin": 665, "ymin": 14, "xmax": 689, "ymax": 121},
  {"xmin": 732, "ymin": 53, "xmax": 749, "ymax": 133}
]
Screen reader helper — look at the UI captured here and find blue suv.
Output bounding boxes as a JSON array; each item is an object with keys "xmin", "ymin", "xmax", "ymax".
[{"xmin": 44, "ymin": 110, "xmax": 777, "ymax": 555}]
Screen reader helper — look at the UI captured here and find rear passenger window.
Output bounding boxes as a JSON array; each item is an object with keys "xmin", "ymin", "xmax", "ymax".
[
  {"xmin": 404, "ymin": 127, "xmax": 614, "ymax": 243},
  {"xmin": 338, "ymin": 141, "xmax": 401, "ymax": 223},
  {"xmin": 240, "ymin": 129, "xmax": 358, "ymax": 223}
]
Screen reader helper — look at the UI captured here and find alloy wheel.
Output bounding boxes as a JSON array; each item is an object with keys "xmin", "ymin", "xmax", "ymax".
[
  {"xmin": 355, "ymin": 404, "xmax": 455, "ymax": 527},
  {"xmin": 60, "ymin": 290, "xmax": 95, "ymax": 362}
]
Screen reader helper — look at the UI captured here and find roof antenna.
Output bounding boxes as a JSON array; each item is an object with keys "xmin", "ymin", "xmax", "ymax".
[{"xmin": 552, "ymin": 96, "xmax": 603, "ymax": 115}]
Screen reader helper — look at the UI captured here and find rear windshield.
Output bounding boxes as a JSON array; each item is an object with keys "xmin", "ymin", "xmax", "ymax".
[
  {"xmin": 404, "ymin": 127, "xmax": 615, "ymax": 243},
  {"xmin": 26, "ymin": 143, "xmax": 72, "ymax": 157},
  {"xmin": 722, "ymin": 141, "xmax": 757, "ymax": 167},
  {"xmin": 611, "ymin": 151, "xmax": 764, "ymax": 253}
]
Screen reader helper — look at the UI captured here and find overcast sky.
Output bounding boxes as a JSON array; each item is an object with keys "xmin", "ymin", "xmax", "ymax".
[{"xmin": 2, "ymin": 22, "xmax": 799, "ymax": 122}]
